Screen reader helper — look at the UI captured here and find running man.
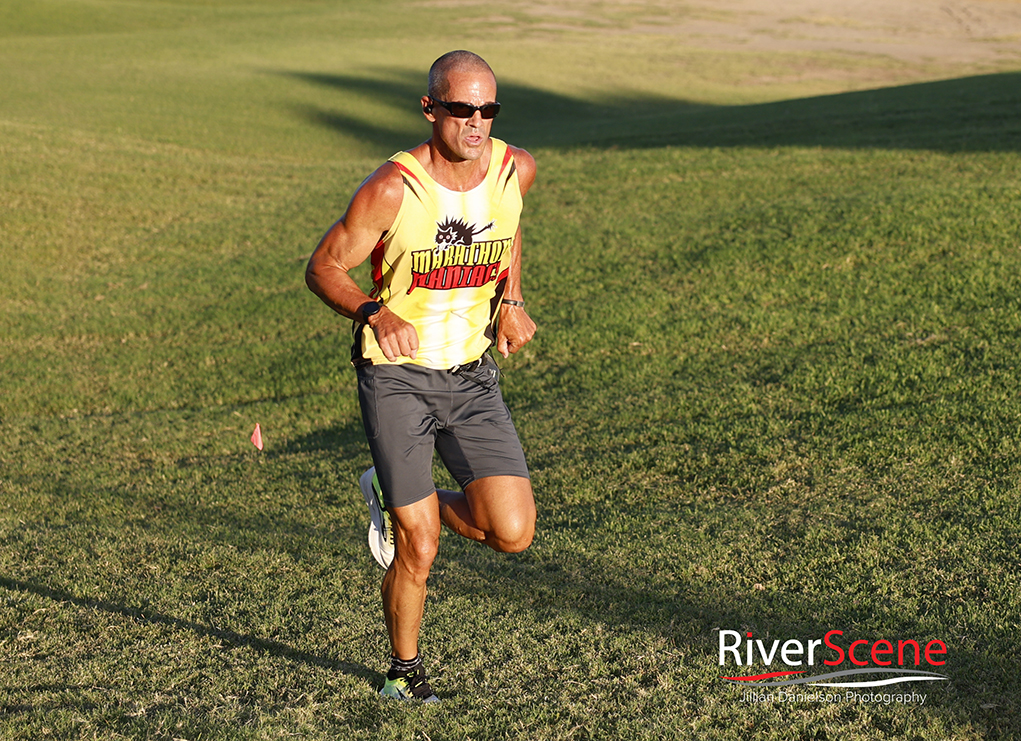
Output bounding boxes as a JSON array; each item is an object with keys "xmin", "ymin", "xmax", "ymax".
[{"xmin": 305, "ymin": 50, "xmax": 537, "ymax": 703}]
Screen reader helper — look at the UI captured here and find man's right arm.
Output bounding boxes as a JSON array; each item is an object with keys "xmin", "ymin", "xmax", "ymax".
[{"xmin": 305, "ymin": 163, "xmax": 419, "ymax": 361}]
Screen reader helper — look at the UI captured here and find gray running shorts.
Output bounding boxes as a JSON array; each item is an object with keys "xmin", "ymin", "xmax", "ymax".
[{"xmin": 355, "ymin": 355, "xmax": 530, "ymax": 509}]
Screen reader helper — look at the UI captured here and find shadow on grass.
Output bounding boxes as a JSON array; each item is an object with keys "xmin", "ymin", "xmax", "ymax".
[
  {"xmin": 268, "ymin": 417, "xmax": 367, "ymax": 459},
  {"xmin": 0, "ymin": 577, "xmax": 379, "ymax": 685},
  {"xmin": 429, "ymin": 517, "xmax": 1012, "ymax": 738},
  {"xmin": 282, "ymin": 68, "xmax": 1021, "ymax": 155},
  {"xmin": 5, "ymin": 442, "xmax": 1011, "ymax": 735}
]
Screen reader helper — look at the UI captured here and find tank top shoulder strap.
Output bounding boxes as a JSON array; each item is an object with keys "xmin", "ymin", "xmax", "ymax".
[
  {"xmin": 389, "ymin": 150, "xmax": 435, "ymax": 205},
  {"xmin": 485, "ymin": 139, "xmax": 519, "ymax": 197}
]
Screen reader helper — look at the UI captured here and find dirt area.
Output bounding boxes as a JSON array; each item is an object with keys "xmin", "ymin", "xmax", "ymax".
[
  {"xmin": 650, "ymin": 0, "xmax": 1021, "ymax": 69},
  {"xmin": 433, "ymin": 0, "xmax": 1021, "ymax": 77}
]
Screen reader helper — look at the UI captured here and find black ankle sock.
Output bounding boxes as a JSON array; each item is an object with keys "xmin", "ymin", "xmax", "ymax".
[{"xmin": 389, "ymin": 653, "xmax": 422, "ymax": 675}]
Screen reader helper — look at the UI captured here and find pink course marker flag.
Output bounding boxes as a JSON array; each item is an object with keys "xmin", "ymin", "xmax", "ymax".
[{"xmin": 251, "ymin": 423, "xmax": 264, "ymax": 451}]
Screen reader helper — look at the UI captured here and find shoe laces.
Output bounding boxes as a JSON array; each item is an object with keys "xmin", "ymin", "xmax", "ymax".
[{"xmin": 400, "ymin": 666, "xmax": 436, "ymax": 700}]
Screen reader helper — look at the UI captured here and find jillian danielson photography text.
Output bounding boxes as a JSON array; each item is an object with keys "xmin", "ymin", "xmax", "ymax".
[{"xmin": 741, "ymin": 690, "xmax": 930, "ymax": 706}]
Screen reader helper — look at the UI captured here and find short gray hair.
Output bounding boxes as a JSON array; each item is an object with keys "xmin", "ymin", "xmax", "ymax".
[{"xmin": 428, "ymin": 50, "xmax": 495, "ymax": 99}]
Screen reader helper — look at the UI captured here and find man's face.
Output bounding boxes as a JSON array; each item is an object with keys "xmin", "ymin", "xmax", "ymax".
[{"xmin": 428, "ymin": 69, "xmax": 498, "ymax": 163}]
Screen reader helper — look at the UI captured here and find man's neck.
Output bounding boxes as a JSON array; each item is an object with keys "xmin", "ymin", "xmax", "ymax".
[{"xmin": 415, "ymin": 139, "xmax": 492, "ymax": 192}]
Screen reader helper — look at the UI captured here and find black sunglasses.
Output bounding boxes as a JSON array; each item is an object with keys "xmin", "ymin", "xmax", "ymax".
[{"xmin": 429, "ymin": 97, "xmax": 501, "ymax": 120}]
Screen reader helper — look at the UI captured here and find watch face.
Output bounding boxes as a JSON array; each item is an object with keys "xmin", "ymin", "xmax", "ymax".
[{"xmin": 362, "ymin": 302, "xmax": 382, "ymax": 322}]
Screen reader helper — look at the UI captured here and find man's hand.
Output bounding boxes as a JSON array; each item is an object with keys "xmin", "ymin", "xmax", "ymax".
[
  {"xmin": 370, "ymin": 307, "xmax": 419, "ymax": 361},
  {"xmin": 496, "ymin": 304, "xmax": 536, "ymax": 358}
]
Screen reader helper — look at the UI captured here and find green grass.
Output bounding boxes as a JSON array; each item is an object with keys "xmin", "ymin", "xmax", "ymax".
[{"xmin": 2, "ymin": 1, "xmax": 1021, "ymax": 739}]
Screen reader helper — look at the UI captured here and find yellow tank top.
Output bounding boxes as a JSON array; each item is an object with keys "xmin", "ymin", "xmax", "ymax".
[{"xmin": 353, "ymin": 138, "xmax": 522, "ymax": 369}]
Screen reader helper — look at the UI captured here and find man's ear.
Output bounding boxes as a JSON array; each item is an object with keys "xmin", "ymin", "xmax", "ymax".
[{"xmin": 421, "ymin": 95, "xmax": 434, "ymax": 117}]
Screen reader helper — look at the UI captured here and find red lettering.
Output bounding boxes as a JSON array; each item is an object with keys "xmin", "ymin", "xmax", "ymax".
[
  {"xmin": 925, "ymin": 639, "xmax": 947, "ymax": 666},
  {"xmin": 408, "ymin": 272, "xmax": 427, "ymax": 294},
  {"xmin": 848, "ymin": 640, "xmax": 869, "ymax": 666},
  {"xmin": 871, "ymin": 640, "xmax": 893, "ymax": 666},
  {"xmin": 897, "ymin": 640, "xmax": 921, "ymax": 666},
  {"xmin": 469, "ymin": 265, "xmax": 488, "ymax": 286},
  {"xmin": 408, "ymin": 261, "xmax": 502, "ymax": 294},
  {"xmin": 823, "ymin": 630, "xmax": 844, "ymax": 666}
]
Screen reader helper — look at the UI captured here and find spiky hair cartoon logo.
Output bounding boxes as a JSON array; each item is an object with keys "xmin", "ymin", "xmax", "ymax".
[{"xmin": 434, "ymin": 217, "xmax": 494, "ymax": 253}]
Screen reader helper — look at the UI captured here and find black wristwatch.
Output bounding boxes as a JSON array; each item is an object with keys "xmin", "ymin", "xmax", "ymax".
[{"xmin": 360, "ymin": 301, "xmax": 383, "ymax": 324}]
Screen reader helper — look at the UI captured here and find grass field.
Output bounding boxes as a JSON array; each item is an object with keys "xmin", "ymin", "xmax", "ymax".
[{"xmin": 3, "ymin": 1, "xmax": 1021, "ymax": 739}]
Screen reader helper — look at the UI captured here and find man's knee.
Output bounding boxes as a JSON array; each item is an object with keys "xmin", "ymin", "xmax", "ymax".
[
  {"xmin": 396, "ymin": 530, "xmax": 439, "ymax": 575},
  {"xmin": 489, "ymin": 510, "xmax": 535, "ymax": 553},
  {"xmin": 462, "ymin": 476, "xmax": 537, "ymax": 553}
]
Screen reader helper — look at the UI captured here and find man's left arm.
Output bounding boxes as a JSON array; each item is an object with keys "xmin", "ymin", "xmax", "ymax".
[{"xmin": 497, "ymin": 147, "xmax": 538, "ymax": 358}]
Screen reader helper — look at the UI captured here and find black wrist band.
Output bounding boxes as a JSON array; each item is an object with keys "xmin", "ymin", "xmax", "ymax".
[
  {"xmin": 360, "ymin": 301, "xmax": 383, "ymax": 323},
  {"xmin": 501, "ymin": 299, "xmax": 525, "ymax": 307}
]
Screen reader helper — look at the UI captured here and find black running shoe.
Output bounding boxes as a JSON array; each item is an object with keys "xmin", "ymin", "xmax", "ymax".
[{"xmin": 379, "ymin": 663, "xmax": 440, "ymax": 703}]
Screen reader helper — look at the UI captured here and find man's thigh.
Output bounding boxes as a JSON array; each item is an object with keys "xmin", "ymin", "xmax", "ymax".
[
  {"xmin": 464, "ymin": 475, "xmax": 535, "ymax": 552},
  {"xmin": 434, "ymin": 365, "xmax": 530, "ymax": 490},
  {"xmin": 357, "ymin": 364, "xmax": 440, "ymax": 508}
]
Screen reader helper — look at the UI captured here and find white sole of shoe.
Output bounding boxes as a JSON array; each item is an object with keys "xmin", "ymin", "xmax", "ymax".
[
  {"xmin": 360, "ymin": 467, "xmax": 394, "ymax": 569},
  {"xmin": 367, "ymin": 520, "xmax": 392, "ymax": 570}
]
